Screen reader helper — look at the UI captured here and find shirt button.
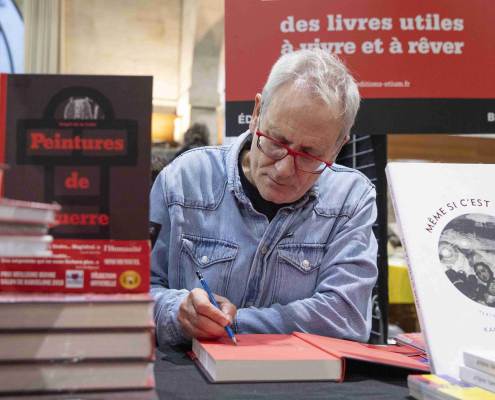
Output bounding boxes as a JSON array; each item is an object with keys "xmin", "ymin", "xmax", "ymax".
[
  {"xmin": 201, "ymin": 256, "xmax": 208, "ymax": 263},
  {"xmin": 261, "ymin": 247, "xmax": 267, "ymax": 254},
  {"xmin": 281, "ymin": 209, "xmax": 289, "ymax": 215},
  {"xmin": 246, "ymin": 302, "xmax": 253, "ymax": 307},
  {"xmin": 302, "ymin": 260, "xmax": 310, "ymax": 268}
]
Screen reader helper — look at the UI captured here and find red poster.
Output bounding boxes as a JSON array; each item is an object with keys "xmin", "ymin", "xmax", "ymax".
[{"xmin": 0, "ymin": 74, "xmax": 152, "ymax": 293}]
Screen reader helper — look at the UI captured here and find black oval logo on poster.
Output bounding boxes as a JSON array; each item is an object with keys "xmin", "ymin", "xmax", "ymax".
[{"xmin": 439, "ymin": 213, "xmax": 495, "ymax": 307}]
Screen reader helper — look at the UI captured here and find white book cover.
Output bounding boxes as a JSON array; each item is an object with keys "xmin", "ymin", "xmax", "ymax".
[
  {"xmin": 460, "ymin": 365, "xmax": 495, "ymax": 394},
  {"xmin": 463, "ymin": 350, "xmax": 495, "ymax": 376},
  {"xmin": 386, "ymin": 163, "xmax": 495, "ymax": 379}
]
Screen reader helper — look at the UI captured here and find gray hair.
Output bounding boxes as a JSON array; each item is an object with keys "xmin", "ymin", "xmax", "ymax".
[{"xmin": 260, "ymin": 49, "xmax": 360, "ymax": 148}]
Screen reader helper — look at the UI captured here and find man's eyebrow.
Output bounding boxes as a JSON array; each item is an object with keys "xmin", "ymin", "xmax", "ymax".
[
  {"xmin": 269, "ymin": 131, "xmax": 323, "ymax": 156},
  {"xmin": 266, "ymin": 129, "xmax": 288, "ymax": 143},
  {"xmin": 302, "ymin": 146, "xmax": 323, "ymax": 157}
]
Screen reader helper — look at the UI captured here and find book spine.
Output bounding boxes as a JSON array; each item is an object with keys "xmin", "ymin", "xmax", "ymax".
[
  {"xmin": 460, "ymin": 365, "xmax": 495, "ymax": 394},
  {"xmin": 463, "ymin": 352, "xmax": 495, "ymax": 377},
  {"xmin": 386, "ymin": 167, "xmax": 435, "ymax": 373}
]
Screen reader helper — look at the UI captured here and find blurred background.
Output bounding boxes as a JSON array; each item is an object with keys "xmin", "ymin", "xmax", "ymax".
[{"xmin": 6, "ymin": 0, "xmax": 225, "ymax": 173}]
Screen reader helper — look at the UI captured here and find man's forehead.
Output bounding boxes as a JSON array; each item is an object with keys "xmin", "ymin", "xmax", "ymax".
[
  {"xmin": 261, "ymin": 92, "xmax": 342, "ymax": 150},
  {"xmin": 266, "ymin": 84, "xmax": 340, "ymax": 117}
]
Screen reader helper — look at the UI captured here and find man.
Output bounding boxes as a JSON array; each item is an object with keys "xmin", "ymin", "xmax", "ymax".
[{"xmin": 150, "ymin": 49, "xmax": 378, "ymax": 346}]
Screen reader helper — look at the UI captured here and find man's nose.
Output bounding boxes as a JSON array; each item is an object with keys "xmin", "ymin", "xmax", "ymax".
[{"xmin": 275, "ymin": 155, "xmax": 296, "ymax": 177}]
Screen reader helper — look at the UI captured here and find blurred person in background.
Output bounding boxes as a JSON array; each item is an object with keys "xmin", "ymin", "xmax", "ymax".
[{"xmin": 173, "ymin": 123, "xmax": 210, "ymax": 160}]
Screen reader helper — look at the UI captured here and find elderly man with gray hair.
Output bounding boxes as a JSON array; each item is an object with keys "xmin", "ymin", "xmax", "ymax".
[{"xmin": 149, "ymin": 49, "xmax": 378, "ymax": 345}]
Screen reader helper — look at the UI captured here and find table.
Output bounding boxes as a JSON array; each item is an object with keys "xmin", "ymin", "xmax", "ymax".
[
  {"xmin": 0, "ymin": 345, "xmax": 417, "ymax": 400},
  {"xmin": 154, "ymin": 344, "xmax": 416, "ymax": 400}
]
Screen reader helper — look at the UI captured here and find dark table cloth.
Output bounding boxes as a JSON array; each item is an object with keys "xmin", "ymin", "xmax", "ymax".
[{"xmin": 154, "ymin": 344, "xmax": 416, "ymax": 400}]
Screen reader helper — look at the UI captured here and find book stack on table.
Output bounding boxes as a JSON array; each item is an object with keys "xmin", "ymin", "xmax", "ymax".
[
  {"xmin": 460, "ymin": 351, "xmax": 495, "ymax": 394},
  {"xmin": 0, "ymin": 197, "xmax": 61, "ymax": 257},
  {"xmin": 0, "ymin": 292, "xmax": 156, "ymax": 394},
  {"xmin": 408, "ymin": 374, "xmax": 495, "ymax": 400}
]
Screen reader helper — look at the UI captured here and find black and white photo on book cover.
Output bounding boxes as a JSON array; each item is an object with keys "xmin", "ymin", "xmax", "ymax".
[
  {"xmin": 439, "ymin": 213, "xmax": 495, "ymax": 307},
  {"xmin": 386, "ymin": 163, "xmax": 495, "ymax": 379}
]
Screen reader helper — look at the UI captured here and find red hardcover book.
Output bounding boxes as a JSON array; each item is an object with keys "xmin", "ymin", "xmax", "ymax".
[
  {"xmin": 192, "ymin": 333, "xmax": 429, "ymax": 383},
  {"xmin": 294, "ymin": 332, "xmax": 429, "ymax": 374},
  {"xmin": 0, "ymin": 73, "xmax": 152, "ymax": 293}
]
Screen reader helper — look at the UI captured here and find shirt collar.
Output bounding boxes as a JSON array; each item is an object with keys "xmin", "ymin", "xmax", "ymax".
[{"xmin": 227, "ymin": 130, "xmax": 320, "ymax": 208}]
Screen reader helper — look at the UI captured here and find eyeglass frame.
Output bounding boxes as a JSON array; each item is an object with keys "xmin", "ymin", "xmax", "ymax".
[{"xmin": 255, "ymin": 130, "xmax": 347, "ymax": 175}]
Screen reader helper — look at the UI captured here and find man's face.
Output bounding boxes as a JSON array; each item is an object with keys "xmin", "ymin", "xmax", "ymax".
[
  {"xmin": 475, "ymin": 264, "xmax": 492, "ymax": 283},
  {"xmin": 246, "ymin": 85, "xmax": 344, "ymax": 204}
]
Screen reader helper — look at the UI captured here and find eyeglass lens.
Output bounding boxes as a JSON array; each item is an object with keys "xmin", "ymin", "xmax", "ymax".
[{"xmin": 258, "ymin": 135, "xmax": 326, "ymax": 173}]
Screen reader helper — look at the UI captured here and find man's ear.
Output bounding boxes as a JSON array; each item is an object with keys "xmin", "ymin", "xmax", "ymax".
[
  {"xmin": 332, "ymin": 135, "xmax": 350, "ymax": 160},
  {"xmin": 249, "ymin": 94, "xmax": 262, "ymax": 134}
]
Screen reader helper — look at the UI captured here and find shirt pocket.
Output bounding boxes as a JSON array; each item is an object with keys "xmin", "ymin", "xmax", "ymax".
[
  {"xmin": 179, "ymin": 234, "xmax": 238, "ymax": 297},
  {"xmin": 272, "ymin": 243, "xmax": 326, "ymax": 306}
]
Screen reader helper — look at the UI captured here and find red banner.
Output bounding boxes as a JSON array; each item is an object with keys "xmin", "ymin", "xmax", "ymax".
[{"xmin": 226, "ymin": 0, "xmax": 495, "ymax": 100}]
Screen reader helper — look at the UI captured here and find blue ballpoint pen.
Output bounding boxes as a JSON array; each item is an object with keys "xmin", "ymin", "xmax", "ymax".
[{"xmin": 196, "ymin": 271, "xmax": 237, "ymax": 346}]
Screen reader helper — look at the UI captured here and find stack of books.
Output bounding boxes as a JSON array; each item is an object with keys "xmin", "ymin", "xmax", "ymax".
[
  {"xmin": 0, "ymin": 197, "xmax": 60, "ymax": 257},
  {"xmin": 0, "ymin": 292, "xmax": 156, "ymax": 394},
  {"xmin": 408, "ymin": 374, "xmax": 495, "ymax": 400},
  {"xmin": 0, "ymin": 72, "xmax": 155, "ymax": 396},
  {"xmin": 460, "ymin": 350, "xmax": 495, "ymax": 394}
]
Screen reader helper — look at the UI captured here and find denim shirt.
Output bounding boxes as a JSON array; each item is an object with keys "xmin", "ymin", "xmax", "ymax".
[{"xmin": 150, "ymin": 131, "xmax": 378, "ymax": 345}]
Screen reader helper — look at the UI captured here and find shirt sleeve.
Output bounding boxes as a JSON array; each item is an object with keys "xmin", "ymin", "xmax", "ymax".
[
  {"xmin": 149, "ymin": 170, "xmax": 190, "ymax": 346},
  {"xmin": 232, "ymin": 185, "xmax": 378, "ymax": 343}
]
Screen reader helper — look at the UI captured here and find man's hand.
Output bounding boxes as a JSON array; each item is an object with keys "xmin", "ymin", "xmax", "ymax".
[{"xmin": 177, "ymin": 288, "xmax": 237, "ymax": 340}]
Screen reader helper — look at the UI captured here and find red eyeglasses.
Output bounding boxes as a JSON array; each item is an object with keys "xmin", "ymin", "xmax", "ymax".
[{"xmin": 256, "ymin": 130, "xmax": 342, "ymax": 174}]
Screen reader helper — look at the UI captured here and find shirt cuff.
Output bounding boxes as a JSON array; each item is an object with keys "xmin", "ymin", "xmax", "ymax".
[
  {"xmin": 161, "ymin": 290, "xmax": 190, "ymax": 346},
  {"xmin": 231, "ymin": 313, "xmax": 240, "ymax": 334}
]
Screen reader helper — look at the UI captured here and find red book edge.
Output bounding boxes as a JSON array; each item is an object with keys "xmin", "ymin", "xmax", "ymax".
[
  {"xmin": 293, "ymin": 332, "xmax": 430, "ymax": 377},
  {"xmin": 0, "ymin": 73, "xmax": 7, "ymax": 197}
]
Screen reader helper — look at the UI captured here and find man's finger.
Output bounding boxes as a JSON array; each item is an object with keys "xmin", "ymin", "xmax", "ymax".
[
  {"xmin": 214, "ymin": 294, "xmax": 237, "ymax": 325},
  {"xmin": 192, "ymin": 313, "xmax": 228, "ymax": 337},
  {"xmin": 181, "ymin": 318, "xmax": 221, "ymax": 340},
  {"xmin": 192, "ymin": 294, "xmax": 229, "ymax": 326}
]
